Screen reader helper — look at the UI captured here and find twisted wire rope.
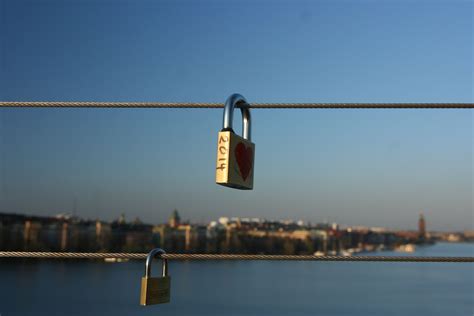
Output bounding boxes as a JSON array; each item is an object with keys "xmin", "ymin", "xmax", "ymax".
[
  {"xmin": 0, "ymin": 102, "xmax": 473, "ymax": 108},
  {"xmin": 0, "ymin": 252, "xmax": 473, "ymax": 262}
]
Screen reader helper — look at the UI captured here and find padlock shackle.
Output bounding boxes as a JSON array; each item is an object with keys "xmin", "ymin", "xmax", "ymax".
[
  {"xmin": 145, "ymin": 248, "xmax": 168, "ymax": 278},
  {"xmin": 222, "ymin": 93, "xmax": 251, "ymax": 141}
]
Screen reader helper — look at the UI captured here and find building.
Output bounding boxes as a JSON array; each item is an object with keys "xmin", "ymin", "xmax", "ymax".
[
  {"xmin": 418, "ymin": 212, "xmax": 426, "ymax": 240},
  {"xmin": 169, "ymin": 209, "xmax": 181, "ymax": 228}
]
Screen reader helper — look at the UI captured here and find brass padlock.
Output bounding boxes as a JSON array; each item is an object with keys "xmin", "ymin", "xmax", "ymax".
[
  {"xmin": 140, "ymin": 248, "xmax": 170, "ymax": 306},
  {"xmin": 215, "ymin": 93, "xmax": 255, "ymax": 190}
]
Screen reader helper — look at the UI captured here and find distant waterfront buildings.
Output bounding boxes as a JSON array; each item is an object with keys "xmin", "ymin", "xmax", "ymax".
[{"xmin": 0, "ymin": 211, "xmax": 472, "ymax": 254}]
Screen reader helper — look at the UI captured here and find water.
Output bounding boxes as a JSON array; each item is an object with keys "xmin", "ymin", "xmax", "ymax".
[{"xmin": 0, "ymin": 243, "xmax": 473, "ymax": 316}]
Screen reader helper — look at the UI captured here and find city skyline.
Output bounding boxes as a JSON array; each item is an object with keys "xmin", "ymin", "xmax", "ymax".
[
  {"xmin": 0, "ymin": 208, "xmax": 464, "ymax": 233},
  {"xmin": 1, "ymin": 209, "xmax": 471, "ymax": 257},
  {"xmin": 1, "ymin": 0, "xmax": 472, "ymax": 231}
]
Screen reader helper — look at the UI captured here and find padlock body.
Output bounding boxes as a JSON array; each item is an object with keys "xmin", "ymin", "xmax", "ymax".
[
  {"xmin": 140, "ymin": 276, "xmax": 171, "ymax": 305},
  {"xmin": 215, "ymin": 131, "xmax": 255, "ymax": 190}
]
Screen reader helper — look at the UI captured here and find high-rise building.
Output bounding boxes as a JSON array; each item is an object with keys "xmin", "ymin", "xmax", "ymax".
[
  {"xmin": 169, "ymin": 209, "xmax": 181, "ymax": 228},
  {"xmin": 418, "ymin": 212, "xmax": 426, "ymax": 240}
]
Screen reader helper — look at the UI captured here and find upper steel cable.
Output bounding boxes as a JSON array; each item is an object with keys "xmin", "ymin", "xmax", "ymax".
[
  {"xmin": 0, "ymin": 102, "xmax": 473, "ymax": 108},
  {"xmin": 0, "ymin": 252, "xmax": 473, "ymax": 262}
]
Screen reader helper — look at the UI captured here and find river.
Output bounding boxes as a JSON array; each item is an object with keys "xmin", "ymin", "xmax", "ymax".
[{"xmin": 0, "ymin": 242, "xmax": 473, "ymax": 316}]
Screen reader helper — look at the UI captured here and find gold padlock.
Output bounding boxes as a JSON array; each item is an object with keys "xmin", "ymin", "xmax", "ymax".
[
  {"xmin": 216, "ymin": 94, "xmax": 255, "ymax": 190},
  {"xmin": 140, "ymin": 248, "xmax": 170, "ymax": 306}
]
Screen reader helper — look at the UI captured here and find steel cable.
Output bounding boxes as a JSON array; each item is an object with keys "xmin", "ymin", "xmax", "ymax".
[
  {"xmin": 0, "ymin": 102, "xmax": 473, "ymax": 108},
  {"xmin": 0, "ymin": 252, "xmax": 473, "ymax": 262}
]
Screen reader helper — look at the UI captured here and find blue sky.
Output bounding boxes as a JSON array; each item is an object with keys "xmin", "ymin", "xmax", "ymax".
[{"xmin": 0, "ymin": 0, "xmax": 472, "ymax": 230}]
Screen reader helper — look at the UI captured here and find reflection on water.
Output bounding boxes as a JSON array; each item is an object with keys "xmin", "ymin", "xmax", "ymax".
[{"xmin": 1, "ymin": 243, "xmax": 473, "ymax": 316}]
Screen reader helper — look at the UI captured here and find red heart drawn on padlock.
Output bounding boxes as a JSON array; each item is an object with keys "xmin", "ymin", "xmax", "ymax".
[{"xmin": 234, "ymin": 142, "xmax": 253, "ymax": 181}]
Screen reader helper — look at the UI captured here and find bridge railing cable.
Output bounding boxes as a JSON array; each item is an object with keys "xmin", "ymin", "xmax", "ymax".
[
  {"xmin": 0, "ymin": 252, "xmax": 473, "ymax": 263},
  {"xmin": 0, "ymin": 102, "xmax": 473, "ymax": 109}
]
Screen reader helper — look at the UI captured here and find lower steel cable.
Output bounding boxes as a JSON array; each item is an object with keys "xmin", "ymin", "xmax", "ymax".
[{"xmin": 0, "ymin": 252, "xmax": 473, "ymax": 262}]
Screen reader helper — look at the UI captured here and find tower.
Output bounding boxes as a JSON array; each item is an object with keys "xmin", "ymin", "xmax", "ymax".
[
  {"xmin": 118, "ymin": 213, "xmax": 126, "ymax": 225},
  {"xmin": 418, "ymin": 212, "xmax": 426, "ymax": 240},
  {"xmin": 169, "ymin": 209, "xmax": 181, "ymax": 228}
]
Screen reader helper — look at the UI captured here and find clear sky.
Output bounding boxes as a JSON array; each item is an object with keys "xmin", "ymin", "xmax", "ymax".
[{"xmin": 0, "ymin": 0, "xmax": 472, "ymax": 231}]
